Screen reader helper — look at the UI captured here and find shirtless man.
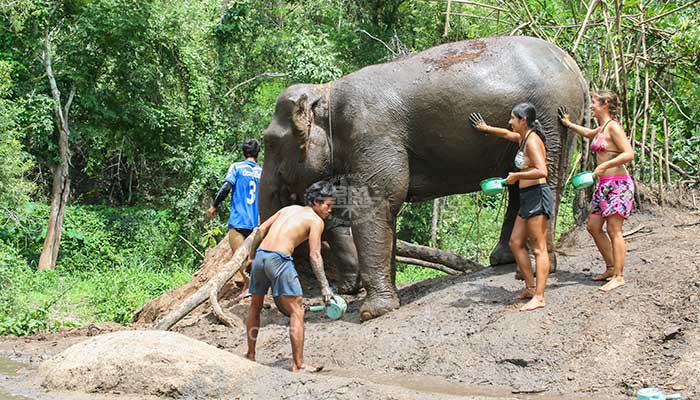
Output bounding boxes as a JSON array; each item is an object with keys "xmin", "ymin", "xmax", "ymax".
[{"xmin": 245, "ymin": 180, "xmax": 335, "ymax": 372}]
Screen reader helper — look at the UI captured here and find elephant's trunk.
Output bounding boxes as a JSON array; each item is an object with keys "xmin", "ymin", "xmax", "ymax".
[{"xmin": 259, "ymin": 164, "xmax": 287, "ymax": 222}]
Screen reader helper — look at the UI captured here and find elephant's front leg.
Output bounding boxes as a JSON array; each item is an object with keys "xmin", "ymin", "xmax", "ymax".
[
  {"xmin": 490, "ymin": 184, "xmax": 518, "ymax": 266},
  {"xmin": 349, "ymin": 147, "xmax": 408, "ymax": 321}
]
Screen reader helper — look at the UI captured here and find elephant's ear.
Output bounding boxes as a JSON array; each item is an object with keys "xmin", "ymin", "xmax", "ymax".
[{"xmin": 292, "ymin": 94, "xmax": 313, "ymax": 162}]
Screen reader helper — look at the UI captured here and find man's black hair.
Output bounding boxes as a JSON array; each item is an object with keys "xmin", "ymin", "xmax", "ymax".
[
  {"xmin": 305, "ymin": 180, "xmax": 336, "ymax": 206},
  {"xmin": 242, "ymin": 138, "xmax": 260, "ymax": 158}
]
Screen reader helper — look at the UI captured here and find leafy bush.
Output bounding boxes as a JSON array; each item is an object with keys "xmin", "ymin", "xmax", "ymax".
[{"xmin": 0, "ymin": 204, "xmax": 199, "ymax": 334}]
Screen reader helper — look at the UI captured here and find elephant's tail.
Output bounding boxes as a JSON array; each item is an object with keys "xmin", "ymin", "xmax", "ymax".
[{"xmin": 582, "ymin": 81, "xmax": 591, "ymax": 129}]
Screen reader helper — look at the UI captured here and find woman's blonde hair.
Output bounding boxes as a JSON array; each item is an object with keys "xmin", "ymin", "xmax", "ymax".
[{"xmin": 592, "ymin": 89, "xmax": 620, "ymax": 119}]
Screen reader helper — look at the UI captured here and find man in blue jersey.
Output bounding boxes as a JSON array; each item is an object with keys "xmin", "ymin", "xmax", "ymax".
[{"xmin": 207, "ymin": 138, "xmax": 262, "ymax": 299}]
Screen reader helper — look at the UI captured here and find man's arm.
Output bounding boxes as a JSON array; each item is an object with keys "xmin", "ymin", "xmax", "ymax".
[
  {"xmin": 308, "ymin": 218, "xmax": 333, "ymax": 303},
  {"xmin": 249, "ymin": 209, "xmax": 282, "ymax": 252},
  {"xmin": 207, "ymin": 182, "xmax": 232, "ymax": 219}
]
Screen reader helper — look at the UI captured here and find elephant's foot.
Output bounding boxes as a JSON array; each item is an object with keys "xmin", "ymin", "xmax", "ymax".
[
  {"xmin": 336, "ymin": 275, "xmax": 362, "ymax": 295},
  {"xmin": 489, "ymin": 241, "xmax": 515, "ymax": 266},
  {"xmin": 359, "ymin": 291, "xmax": 400, "ymax": 321}
]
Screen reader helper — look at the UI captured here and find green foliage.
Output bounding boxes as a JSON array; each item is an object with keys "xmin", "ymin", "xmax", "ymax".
[
  {"xmin": 0, "ymin": 60, "xmax": 34, "ymax": 208},
  {"xmin": 0, "ymin": 204, "xmax": 197, "ymax": 333},
  {"xmin": 396, "ymin": 264, "xmax": 445, "ymax": 284}
]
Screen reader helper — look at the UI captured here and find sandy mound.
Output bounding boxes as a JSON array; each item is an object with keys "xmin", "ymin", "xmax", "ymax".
[{"xmin": 38, "ymin": 330, "xmax": 254, "ymax": 398}]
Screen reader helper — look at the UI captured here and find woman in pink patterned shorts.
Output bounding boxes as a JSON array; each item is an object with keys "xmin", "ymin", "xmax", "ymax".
[{"xmin": 558, "ymin": 90, "xmax": 635, "ymax": 292}]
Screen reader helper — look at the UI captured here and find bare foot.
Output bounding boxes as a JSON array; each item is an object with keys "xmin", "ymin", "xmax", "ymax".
[
  {"xmin": 513, "ymin": 286, "xmax": 535, "ymax": 301},
  {"xmin": 519, "ymin": 296, "xmax": 545, "ymax": 311},
  {"xmin": 592, "ymin": 267, "xmax": 614, "ymax": 281},
  {"xmin": 245, "ymin": 353, "xmax": 255, "ymax": 362},
  {"xmin": 292, "ymin": 364, "xmax": 324, "ymax": 373},
  {"xmin": 599, "ymin": 276, "xmax": 625, "ymax": 292},
  {"xmin": 233, "ymin": 289, "xmax": 251, "ymax": 304}
]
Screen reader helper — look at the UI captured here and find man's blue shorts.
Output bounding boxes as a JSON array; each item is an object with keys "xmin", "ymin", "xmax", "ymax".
[{"xmin": 249, "ymin": 249, "xmax": 303, "ymax": 297}]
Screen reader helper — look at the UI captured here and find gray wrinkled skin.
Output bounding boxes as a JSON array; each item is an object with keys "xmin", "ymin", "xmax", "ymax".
[{"xmin": 260, "ymin": 36, "xmax": 587, "ymax": 321}]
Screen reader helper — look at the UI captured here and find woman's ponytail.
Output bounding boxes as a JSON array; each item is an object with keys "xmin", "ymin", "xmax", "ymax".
[
  {"xmin": 532, "ymin": 119, "xmax": 547, "ymax": 150},
  {"xmin": 512, "ymin": 102, "xmax": 547, "ymax": 150}
]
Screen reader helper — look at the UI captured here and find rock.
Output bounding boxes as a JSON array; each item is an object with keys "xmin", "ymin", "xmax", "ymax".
[
  {"xmin": 38, "ymin": 330, "xmax": 255, "ymax": 399},
  {"xmin": 663, "ymin": 326, "xmax": 681, "ymax": 340}
]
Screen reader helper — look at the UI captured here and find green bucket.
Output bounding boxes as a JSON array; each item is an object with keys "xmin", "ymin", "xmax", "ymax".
[
  {"xmin": 480, "ymin": 177, "xmax": 506, "ymax": 196},
  {"xmin": 571, "ymin": 171, "xmax": 595, "ymax": 190},
  {"xmin": 309, "ymin": 295, "xmax": 347, "ymax": 320}
]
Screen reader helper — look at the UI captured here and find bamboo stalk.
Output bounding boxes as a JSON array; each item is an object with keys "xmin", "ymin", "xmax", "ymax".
[
  {"xmin": 573, "ymin": 0, "xmax": 600, "ymax": 54},
  {"xmin": 614, "ymin": 0, "xmax": 631, "ymax": 132},
  {"xmin": 659, "ymin": 141, "xmax": 664, "ymax": 204},
  {"xmin": 443, "ymin": 0, "xmax": 452, "ymax": 37},
  {"xmin": 602, "ymin": 4, "xmax": 621, "ymax": 90},
  {"xmin": 650, "ymin": 125, "xmax": 656, "ymax": 185},
  {"xmin": 639, "ymin": 2, "xmax": 649, "ymax": 182},
  {"xmin": 629, "ymin": 63, "xmax": 640, "ymax": 177},
  {"xmin": 663, "ymin": 117, "xmax": 671, "ymax": 184}
]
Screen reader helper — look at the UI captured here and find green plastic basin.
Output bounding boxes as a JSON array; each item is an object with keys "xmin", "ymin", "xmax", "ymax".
[
  {"xmin": 480, "ymin": 177, "xmax": 506, "ymax": 196},
  {"xmin": 308, "ymin": 295, "xmax": 347, "ymax": 320},
  {"xmin": 571, "ymin": 171, "xmax": 595, "ymax": 190}
]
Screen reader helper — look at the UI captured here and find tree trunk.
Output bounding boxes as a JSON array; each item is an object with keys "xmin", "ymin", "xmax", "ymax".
[
  {"xmin": 396, "ymin": 240, "xmax": 482, "ymax": 272},
  {"xmin": 38, "ymin": 31, "xmax": 74, "ymax": 270},
  {"xmin": 430, "ymin": 197, "xmax": 442, "ymax": 247}
]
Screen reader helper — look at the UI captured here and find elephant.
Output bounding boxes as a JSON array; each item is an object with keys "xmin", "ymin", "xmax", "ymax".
[{"xmin": 259, "ymin": 35, "xmax": 588, "ymax": 321}]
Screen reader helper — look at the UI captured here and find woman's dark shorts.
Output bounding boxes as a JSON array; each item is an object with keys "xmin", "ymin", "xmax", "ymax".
[{"xmin": 518, "ymin": 183, "xmax": 553, "ymax": 220}]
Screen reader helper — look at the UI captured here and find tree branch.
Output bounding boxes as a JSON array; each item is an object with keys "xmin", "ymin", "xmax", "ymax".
[
  {"xmin": 358, "ymin": 29, "xmax": 396, "ymax": 57},
  {"xmin": 572, "ymin": 0, "xmax": 600, "ymax": 54},
  {"xmin": 642, "ymin": 0, "xmax": 699, "ymax": 25},
  {"xmin": 224, "ymin": 72, "xmax": 287, "ymax": 97},
  {"xmin": 651, "ymin": 79, "xmax": 699, "ymax": 124}
]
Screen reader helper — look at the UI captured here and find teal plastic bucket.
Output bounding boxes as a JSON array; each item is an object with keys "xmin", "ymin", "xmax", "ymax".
[
  {"xmin": 637, "ymin": 388, "xmax": 681, "ymax": 400},
  {"xmin": 309, "ymin": 295, "xmax": 347, "ymax": 320},
  {"xmin": 571, "ymin": 171, "xmax": 595, "ymax": 190},
  {"xmin": 480, "ymin": 177, "xmax": 506, "ymax": 196}
]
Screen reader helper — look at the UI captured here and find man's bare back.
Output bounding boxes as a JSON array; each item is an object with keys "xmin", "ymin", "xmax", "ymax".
[{"xmin": 257, "ymin": 205, "xmax": 324, "ymax": 256}]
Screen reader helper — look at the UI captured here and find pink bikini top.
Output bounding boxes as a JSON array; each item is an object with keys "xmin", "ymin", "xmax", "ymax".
[{"xmin": 590, "ymin": 120, "xmax": 614, "ymax": 153}]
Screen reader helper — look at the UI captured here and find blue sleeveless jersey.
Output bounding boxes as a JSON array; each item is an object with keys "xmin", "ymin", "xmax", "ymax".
[{"xmin": 223, "ymin": 160, "xmax": 262, "ymax": 230}]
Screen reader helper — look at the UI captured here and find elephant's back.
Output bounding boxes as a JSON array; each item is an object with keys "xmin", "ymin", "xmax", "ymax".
[{"xmin": 332, "ymin": 36, "xmax": 586, "ymax": 199}]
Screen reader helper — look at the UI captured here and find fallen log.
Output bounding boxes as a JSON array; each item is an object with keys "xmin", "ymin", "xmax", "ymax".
[
  {"xmin": 396, "ymin": 240, "xmax": 483, "ymax": 272},
  {"xmin": 395, "ymin": 256, "xmax": 460, "ymax": 275},
  {"xmin": 153, "ymin": 228, "xmax": 257, "ymax": 331},
  {"xmin": 132, "ymin": 231, "xmax": 244, "ymax": 325},
  {"xmin": 209, "ymin": 286, "xmax": 243, "ymax": 328}
]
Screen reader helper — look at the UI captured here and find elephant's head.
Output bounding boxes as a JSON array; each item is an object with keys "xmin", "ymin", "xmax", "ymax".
[{"xmin": 259, "ymin": 84, "xmax": 332, "ymax": 221}]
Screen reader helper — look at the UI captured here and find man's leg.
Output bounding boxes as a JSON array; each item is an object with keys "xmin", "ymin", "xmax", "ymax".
[
  {"xmin": 228, "ymin": 229, "xmax": 251, "ymax": 300},
  {"xmin": 245, "ymin": 294, "xmax": 265, "ymax": 361},
  {"xmin": 277, "ymin": 295, "xmax": 322, "ymax": 373}
]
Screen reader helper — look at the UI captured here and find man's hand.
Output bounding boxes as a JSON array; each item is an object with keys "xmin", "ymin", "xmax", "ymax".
[
  {"xmin": 207, "ymin": 206, "xmax": 216, "ymax": 219},
  {"xmin": 322, "ymin": 287, "xmax": 333, "ymax": 305}
]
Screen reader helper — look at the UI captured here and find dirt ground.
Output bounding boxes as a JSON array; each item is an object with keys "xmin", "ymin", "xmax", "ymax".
[{"xmin": 1, "ymin": 203, "xmax": 698, "ymax": 399}]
